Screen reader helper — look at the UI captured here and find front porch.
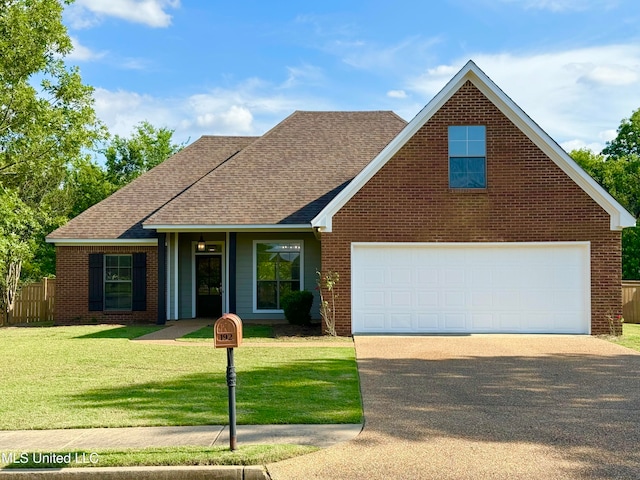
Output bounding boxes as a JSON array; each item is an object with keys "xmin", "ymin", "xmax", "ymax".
[{"xmin": 156, "ymin": 231, "xmax": 322, "ymax": 324}]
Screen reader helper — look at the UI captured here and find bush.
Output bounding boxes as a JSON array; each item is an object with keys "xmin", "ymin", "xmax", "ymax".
[{"xmin": 280, "ymin": 290, "xmax": 314, "ymax": 326}]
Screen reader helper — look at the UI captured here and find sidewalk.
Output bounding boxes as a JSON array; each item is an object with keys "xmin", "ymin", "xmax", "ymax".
[
  {"xmin": 0, "ymin": 424, "xmax": 362, "ymax": 479},
  {"xmin": 0, "ymin": 424, "xmax": 362, "ymax": 451}
]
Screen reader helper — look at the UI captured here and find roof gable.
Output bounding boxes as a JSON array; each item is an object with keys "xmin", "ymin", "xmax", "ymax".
[{"xmin": 311, "ymin": 60, "xmax": 635, "ymax": 232}]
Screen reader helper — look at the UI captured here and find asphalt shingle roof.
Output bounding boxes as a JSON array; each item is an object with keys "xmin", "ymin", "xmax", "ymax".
[
  {"xmin": 145, "ymin": 111, "xmax": 407, "ymax": 227},
  {"xmin": 48, "ymin": 111, "xmax": 407, "ymax": 240},
  {"xmin": 47, "ymin": 136, "xmax": 256, "ymax": 240}
]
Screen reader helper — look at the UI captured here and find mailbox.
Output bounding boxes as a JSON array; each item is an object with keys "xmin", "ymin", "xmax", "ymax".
[{"xmin": 214, "ymin": 314, "xmax": 243, "ymax": 348}]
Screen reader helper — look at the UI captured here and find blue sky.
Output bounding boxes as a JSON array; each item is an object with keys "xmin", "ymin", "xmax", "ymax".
[{"xmin": 62, "ymin": 0, "xmax": 640, "ymax": 153}]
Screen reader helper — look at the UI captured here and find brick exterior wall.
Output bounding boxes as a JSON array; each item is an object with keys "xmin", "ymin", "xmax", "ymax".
[
  {"xmin": 55, "ymin": 245, "xmax": 158, "ymax": 324},
  {"xmin": 321, "ymin": 81, "xmax": 622, "ymax": 336}
]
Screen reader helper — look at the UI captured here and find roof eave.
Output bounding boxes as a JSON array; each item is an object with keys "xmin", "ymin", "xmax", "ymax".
[
  {"xmin": 144, "ymin": 223, "xmax": 314, "ymax": 232},
  {"xmin": 45, "ymin": 238, "xmax": 158, "ymax": 246}
]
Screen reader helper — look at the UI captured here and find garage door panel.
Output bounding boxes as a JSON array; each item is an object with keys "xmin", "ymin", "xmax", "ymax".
[
  {"xmin": 363, "ymin": 291, "xmax": 384, "ymax": 307},
  {"xmin": 444, "ymin": 313, "xmax": 466, "ymax": 329},
  {"xmin": 352, "ymin": 243, "xmax": 590, "ymax": 334},
  {"xmin": 390, "ymin": 313, "xmax": 412, "ymax": 330},
  {"xmin": 471, "ymin": 291, "xmax": 493, "ymax": 308},
  {"xmin": 417, "ymin": 291, "xmax": 438, "ymax": 307},
  {"xmin": 417, "ymin": 313, "xmax": 439, "ymax": 330},
  {"xmin": 361, "ymin": 313, "xmax": 385, "ymax": 330},
  {"xmin": 471, "ymin": 313, "xmax": 494, "ymax": 329},
  {"xmin": 391, "ymin": 291, "xmax": 412, "ymax": 307}
]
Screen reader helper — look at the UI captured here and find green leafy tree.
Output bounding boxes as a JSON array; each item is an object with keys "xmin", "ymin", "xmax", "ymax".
[
  {"xmin": 0, "ymin": 0, "xmax": 104, "ymax": 313},
  {"xmin": 105, "ymin": 121, "xmax": 184, "ymax": 186},
  {"xmin": 602, "ymin": 108, "xmax": 640, "ymax": 160},
  {"xmin": 572, "ymin": 110, "xmax": 640, "ymax": 280},
  {"xmin": 0, "ymin": 190, "xmax": 40, "ymax": 317},
  {"xmin": 66, "ymin": 157, "xmax": 117, "ymax": 219}
]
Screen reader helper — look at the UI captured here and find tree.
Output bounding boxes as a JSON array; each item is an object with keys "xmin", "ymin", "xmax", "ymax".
[
  {"xmin": 571, "ymin": 108, "xmax": 640, "ymax": 280},
  {"xmin": 0, "ymin": 190, "xmax": 40, "ymax": 317},
  {"xmin": 104, "ymin": 121, "xmax": 184, "ymax": 187},
  {"xmin": 0, "ymin": 0, "xmax": 104, "ymax": 314},
  {"xmin": 602, "ymin": 108, "xmax": 640, "ymax": 160},
  {"xmin": 66, "ymin": 157, "xmax": 117, "ymax": 219}
]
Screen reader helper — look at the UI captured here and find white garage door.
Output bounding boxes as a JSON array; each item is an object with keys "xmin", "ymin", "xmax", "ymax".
[{"xmin": 352, "ymin": 242, "xmax": 590, "ymax": 334}]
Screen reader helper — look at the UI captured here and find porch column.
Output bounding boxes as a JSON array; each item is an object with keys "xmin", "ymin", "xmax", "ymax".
[
  {"xmin": 157, "ymin": 232, "xmax": 167, "ymax": 325},
  {"xmin": 228, "ymin": 232, "xmax": 237, "ymax": 313}
]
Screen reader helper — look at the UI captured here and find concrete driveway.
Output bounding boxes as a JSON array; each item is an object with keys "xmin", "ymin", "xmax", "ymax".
[{"xmin": 268, "ymin": 335, "xmax": 640, "ymax": 480}]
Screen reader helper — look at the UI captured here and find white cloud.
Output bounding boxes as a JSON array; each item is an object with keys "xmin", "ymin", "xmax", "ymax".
[
  {"xmin": 67, "ymin": 0, "xmax": 180, "ymax": 28},
  {"xmin": 282, "ymin": 64, "xmax": 325, "ymax": 89},
  {"xmin": 497, "ymin": 0, "xmax": 619, "ymax": 12},
  {"xmin": 578, "ymin": 64, "xmax": 639, "ymax": 86},
  {"xmin": 92, "ymin": 77, "xmax": 332, "ymax": 144},
  {"xmin": 387, "ymin": 90, "xmax": 407, "ymax": 99},
  {"xmin": 336, "ymin": 36, "xmax": 441, "ymax": 71},
  {"xmin": 406, "ymin": 44, "xmax": 640, "ymax": 152},
  {"xmin": 67, "ymin": 36, "xmax": 105, "ymax": 61},
  {"xmin": 560, "ymin": 139, "xmax": 604, "ymax": 153}
]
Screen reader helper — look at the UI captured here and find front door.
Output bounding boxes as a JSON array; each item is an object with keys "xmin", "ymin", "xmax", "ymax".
[{"xmin": 196, "ymin": 255, "xmax": 222, "ymax": 318}]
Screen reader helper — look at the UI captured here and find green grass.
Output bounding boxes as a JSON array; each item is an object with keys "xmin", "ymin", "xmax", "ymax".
[
  {"xmin": 0, "ymin": 325, "xmax": 361, "ymax": 430},
  {"xmin": 609, "ymin": 323, "xmax": 640, "ymax": 352},
  {"xmin": 0, "ymin": 445, "xmax": 318, "ymax": 469}
]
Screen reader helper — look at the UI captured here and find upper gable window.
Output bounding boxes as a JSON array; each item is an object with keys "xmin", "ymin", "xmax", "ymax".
[{"xmin": 448, "ymin": 126, "xmax": 486, "ymax": 189}]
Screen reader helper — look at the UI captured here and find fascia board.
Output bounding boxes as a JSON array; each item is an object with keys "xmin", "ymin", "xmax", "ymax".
[
  {"xmin": 146, "ymin": 224, "xmax": 313, "ymax": 232},
  {"xmin": 46, "ymin": 238, "xmax": 158, "ymax": 246}
]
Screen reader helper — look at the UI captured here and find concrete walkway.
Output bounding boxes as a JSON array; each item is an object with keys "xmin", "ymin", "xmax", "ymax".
[
  {"xmin": 0, "ymin": 424, "xmax": 362, "ymax": 451},
  {"xmin": 134, "ymin": 319, "xmax": 210, "ymax": 341}
]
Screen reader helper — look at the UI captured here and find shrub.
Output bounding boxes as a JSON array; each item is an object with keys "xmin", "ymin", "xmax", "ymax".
[{"xmin": 280, "ymin": 290, "xmax": 314, "ymax": 326}]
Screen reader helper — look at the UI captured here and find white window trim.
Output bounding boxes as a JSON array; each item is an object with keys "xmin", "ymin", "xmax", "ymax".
[
  {"xmin": 104, "ymin": 254, "xmax": 133, "ymax": 312},
  {"xmin": 253, "ymin": 239, "xmax": 304, "ymax": 314},
  {"xmin": 448, "ymin": 125, "xmax": 487, "ymax": 189}
]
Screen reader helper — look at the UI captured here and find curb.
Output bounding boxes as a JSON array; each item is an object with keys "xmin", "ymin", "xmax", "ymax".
[{"xmin": 0, "ymin": 465, "xmax": 269, "ymax": 479}]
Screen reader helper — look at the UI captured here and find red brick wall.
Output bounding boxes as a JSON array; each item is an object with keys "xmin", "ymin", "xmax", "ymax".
[
  {"xmin": 322, "ymin": 81, "xmax": 622, "ymax": 336},
  {"xmin": 55, "ymin": 245, "xmax": 158, "ymax": 324}
]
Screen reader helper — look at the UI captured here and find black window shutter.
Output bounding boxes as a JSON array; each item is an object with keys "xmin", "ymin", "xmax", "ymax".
[
  {"xmin": 88, "ymin": 253, "xmax": 104, "ymax": 311},
  {"xmin": 132, "ymin": 253, "xmax": 147, "ymax": 311}
]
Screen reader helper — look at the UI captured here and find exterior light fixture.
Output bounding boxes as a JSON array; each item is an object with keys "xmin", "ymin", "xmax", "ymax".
[{"xmin": 197, "ymin": 235, "xmax": 206, "ymax": 252}]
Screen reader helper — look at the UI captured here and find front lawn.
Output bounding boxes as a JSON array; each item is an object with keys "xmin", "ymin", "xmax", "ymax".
[
  {"xmin": 0, "ymin": 325, "xmax": 362, "ymax": 430},
  {"xmin": 609, "ymin": 323, "xmax": 640, "ymax": 352}
]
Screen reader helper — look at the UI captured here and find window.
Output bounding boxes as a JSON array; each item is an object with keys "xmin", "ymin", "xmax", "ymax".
[
  {"xmin": 104, "ymin": 255, "xmax": 132, "ymax": 310},
  {"xmin": 254, "ymin": 241, "xmax": 302, "ymax": 311},
  {"xmin": 449, "ymin": 125, "xmax": 486, "ymax": 188}
]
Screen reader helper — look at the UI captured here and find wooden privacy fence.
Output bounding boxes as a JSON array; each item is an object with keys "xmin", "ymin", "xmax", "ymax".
[
  {"xmin": 0, "ymin": 278, "xmax": 55, "ymax": 326},
  {"xmin": 622, "ymin": 281, "xmax": 640, "ymax": 324}
]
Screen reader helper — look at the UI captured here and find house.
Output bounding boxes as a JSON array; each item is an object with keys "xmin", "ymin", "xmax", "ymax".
[{"xmin": 47, "ymin": 61, "xmax": 635, "ymax": 335}]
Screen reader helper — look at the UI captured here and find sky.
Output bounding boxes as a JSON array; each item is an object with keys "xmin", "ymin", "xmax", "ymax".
[{"xmin": 61, "ymin": 0, "xmax": 640, "ymax": 154}]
